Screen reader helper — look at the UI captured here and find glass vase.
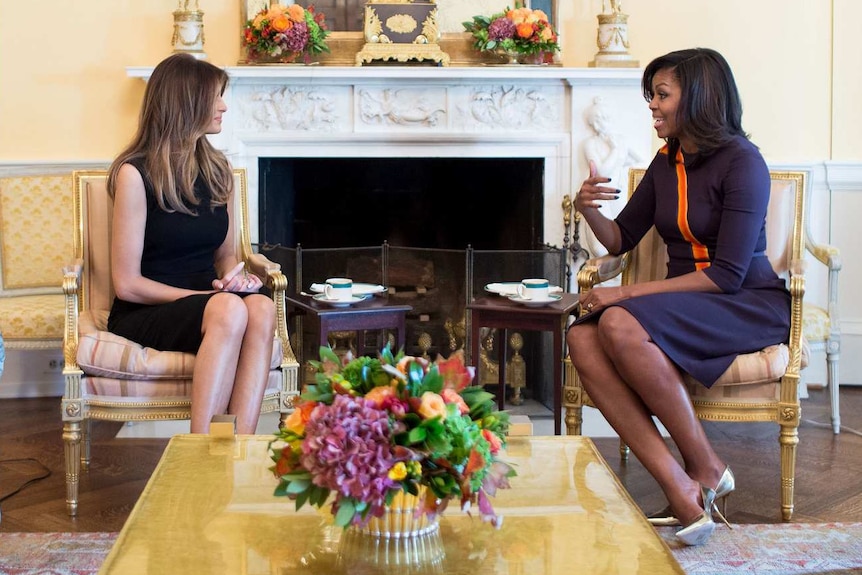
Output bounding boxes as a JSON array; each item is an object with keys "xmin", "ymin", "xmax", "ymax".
[
  {"xmin": 353, "ymin": 489, "xmax": 439, "ymax": 538},
  {"xmin": 496, "ymin": 49, "xmax": 546, "ymax": 65}
]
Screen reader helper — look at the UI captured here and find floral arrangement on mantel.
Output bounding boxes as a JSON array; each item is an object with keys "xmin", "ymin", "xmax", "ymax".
[
  {"xmin": 463, "ymin": 6, "xmax": 560, "ymax": 64},
  {"xmin": 242, "ymin": 3, "xmax": 330, "ymax": 64},
  {"xmin": 269, "ymin": 345, "xmax": 516, "ymax": 530}
]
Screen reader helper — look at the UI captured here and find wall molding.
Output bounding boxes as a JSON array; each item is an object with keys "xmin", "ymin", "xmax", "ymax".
[{"xmin": 0, "ymin": 161, "xmax": 109, "ymax": 177}]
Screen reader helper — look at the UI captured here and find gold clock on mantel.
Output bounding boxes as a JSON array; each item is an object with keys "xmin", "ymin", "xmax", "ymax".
[{"xmin": 355, "ymin": 0, "xmax": 450, "ymax": 66}]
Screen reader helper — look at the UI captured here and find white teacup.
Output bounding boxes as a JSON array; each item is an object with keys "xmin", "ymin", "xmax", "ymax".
[
  {"xmin": 324, "ymin": 277, "xmax": 353, "ymax": 301},
  {"xmin": 517, "ymin": 278, "xmax": 550, "ymax": 301}
]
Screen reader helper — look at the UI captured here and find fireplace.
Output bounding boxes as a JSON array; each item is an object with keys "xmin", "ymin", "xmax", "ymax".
[{"xmin": 258, "ymin": 157, "xmax": 545, "ymax": 249}]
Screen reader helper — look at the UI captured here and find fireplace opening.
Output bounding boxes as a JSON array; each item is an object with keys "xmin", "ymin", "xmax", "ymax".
[{"xmin": 258, "ymin": 157, "xmax": 545, "ymax": 250}]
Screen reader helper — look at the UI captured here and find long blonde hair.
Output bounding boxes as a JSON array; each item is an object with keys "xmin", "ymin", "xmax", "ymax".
[{"xmin": 108, "ymin": 53, "xmax": 232, "ymax": 214}]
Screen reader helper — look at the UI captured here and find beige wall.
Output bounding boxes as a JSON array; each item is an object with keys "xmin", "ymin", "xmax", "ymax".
[
  {"xmin": 832, "ymin": 0, "xmax": 862, "ymax": 160},
  {"xmin": 0, "ymin": 0, "xmax": 855, "ymax": 163}
]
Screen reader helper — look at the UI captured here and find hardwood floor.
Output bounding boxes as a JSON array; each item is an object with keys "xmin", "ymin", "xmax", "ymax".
[{"xmin": 1, "ymin": 387, "xmax": 861, "ymax": 532}]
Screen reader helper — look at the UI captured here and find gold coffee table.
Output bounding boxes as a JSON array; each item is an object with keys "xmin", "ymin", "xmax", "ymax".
[{"xmin": 100, "ymin": 435, "xmax": 683, "ymax": 575}]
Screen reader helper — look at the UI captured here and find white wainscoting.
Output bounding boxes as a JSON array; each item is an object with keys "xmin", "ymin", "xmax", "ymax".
[{"xmin": 825, "ymin": 161, "xmax": 862, "ymax": 385}]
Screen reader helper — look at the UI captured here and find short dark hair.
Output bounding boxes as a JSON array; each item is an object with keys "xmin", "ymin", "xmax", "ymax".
[{"xmin": 642, "ymin": 48, "xmax": 747, "ymax": 159}]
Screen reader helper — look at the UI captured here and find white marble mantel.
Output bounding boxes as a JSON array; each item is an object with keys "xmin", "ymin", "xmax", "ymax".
[{"xmin": 127, "ymin": 66, "xmax": 652, "ymax": 253}]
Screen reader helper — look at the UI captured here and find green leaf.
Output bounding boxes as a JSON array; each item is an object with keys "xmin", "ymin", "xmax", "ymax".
[
  {"xmin": 281, "ymin": 470, "xmax": 312, "ymax": 481},
  {"xmin": 274, "ymin": 482, "xmax": 290, "ymax": 497},
  {"xmin": 420, "ymin": 368, "xmax": 443, "ymax": 394},
  {"xmin": 381, "ymin": 344, "xmax": 396, "ymax": 365},
  {"xmin": 335, "ymin": 499, "xmax": 357, "ymax": 527},
  {"xmin": 319, "ymin": 345, "xmax": 340, "ymax": 365},
  {"xmin": 285, "ymin": 478, "xmax": 311, "ymax": 494},
  {"xmin": 407, "ymin": 426, "xmax": 427, "ymax": 444},
  {"xmin": 294, "ymin": 488, "xmax": 310, "ymax": 510},
  {"xmin": 406, "ymin": 361, "xmax": 425, "ymax": 390}
]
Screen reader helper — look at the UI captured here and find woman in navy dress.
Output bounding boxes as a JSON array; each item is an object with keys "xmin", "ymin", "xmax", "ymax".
[
  {"xmin": 566, "ymin": 48, "xmax": 790, "ymax": 546},
  {"xmin": 107, "ymin": 54, "xmax": 276, "ymax": 434}
]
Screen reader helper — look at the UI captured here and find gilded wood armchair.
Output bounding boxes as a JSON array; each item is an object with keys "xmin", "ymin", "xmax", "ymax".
[
  {"xmin": 564, "ymin": 168, "xmax": 809, "ymax": 521},
  {"xmin": 61, "ymin": 169, "xmax": 300, "ymax": 516}
]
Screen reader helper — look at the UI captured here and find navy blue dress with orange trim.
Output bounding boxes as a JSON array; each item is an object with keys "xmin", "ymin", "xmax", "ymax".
[{"xmin": 576, "ymin": 135, "xmax": 791, "ymax": 387}]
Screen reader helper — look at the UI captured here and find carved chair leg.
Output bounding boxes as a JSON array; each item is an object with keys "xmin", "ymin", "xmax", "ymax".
[
  {"xmin": 563, "ymin": 358, "xmax": 582, "ymax": 435},
  {"xmin": 63, "ymin": 421, "xmax": 82, "ymax": 517},
  {"xmin": 827, "ymin": 336, "xmax": 841, "ymax": 434},
  {"xmin": 779, "ymin": 423, "xmax": 799, "ymax": 521}
]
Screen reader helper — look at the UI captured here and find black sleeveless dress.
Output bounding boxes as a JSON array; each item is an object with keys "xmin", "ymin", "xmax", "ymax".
[{"xmin": 107, "ymin": 159, "xmax": 232, "ymax": 353}]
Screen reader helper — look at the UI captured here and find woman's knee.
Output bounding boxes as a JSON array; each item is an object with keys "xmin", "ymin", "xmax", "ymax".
[
  {"xmin": 203, "ymin": 293, "xmax": 249, "ymax": 336},
  {"xmin": 596, "ymin": 307, "xmax": 645, "ymax": 353},
  {"xmin": 244, "ymin": 294, "xmax": 276, "ymax": 332}
]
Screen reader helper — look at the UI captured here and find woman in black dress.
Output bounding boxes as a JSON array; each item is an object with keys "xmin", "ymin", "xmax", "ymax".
[
  {"xmin": 567, "ymin": 48, "xmax": 790, "ymax": 545},
  {"xmin": 107, "ymin": 53, "xmax": 276, "ymax": 434}
]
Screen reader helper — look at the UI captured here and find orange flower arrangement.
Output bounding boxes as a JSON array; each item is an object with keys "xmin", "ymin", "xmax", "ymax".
[
  {"xmin": 242, "ymin": 3, "xmax": 329, "ymax": 63},
  {"xmin": 269, "ymin": 346, "xmax": 516, "ymax": 530},
  {"xmin": 464, "ymin": 6, "xmax": 560, "ymax": 63}
]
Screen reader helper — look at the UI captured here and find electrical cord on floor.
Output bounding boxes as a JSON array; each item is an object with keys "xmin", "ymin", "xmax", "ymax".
[
  {"xmin": 801, "ymin": 418, "xmax": 862, "ymax": 437},
  {"xmin": 0, "ymin": 458, "xmax": 52, "ymax": 504}
]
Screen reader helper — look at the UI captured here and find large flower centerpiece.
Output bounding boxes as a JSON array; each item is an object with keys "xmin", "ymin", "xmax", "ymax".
[
  {"xmin": 269, "ymin": 346, "xmax": 515, "ymax": 532},
  {"xmin": 242, "ymin": 3, "xmax": 329, "ymax": 64},
  {"xmin": 463, "ymin": 7, "xmax": 560, "ymax": 64}
]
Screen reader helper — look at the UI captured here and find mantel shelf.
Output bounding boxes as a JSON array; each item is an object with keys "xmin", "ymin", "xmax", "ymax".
[{"xmin": 126, "ymin": 65, "xmax": 643, "ymax": 85}]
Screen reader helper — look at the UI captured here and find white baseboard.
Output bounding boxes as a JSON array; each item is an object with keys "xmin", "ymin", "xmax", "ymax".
[{"xmin": 0, "ymin": 348, "xmax": 65, "ymax": 398}]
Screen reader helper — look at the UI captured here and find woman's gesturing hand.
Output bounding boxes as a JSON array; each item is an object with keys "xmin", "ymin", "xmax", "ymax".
[{"xmin": 575, "ymin": 160, "xmax": 620, "ymax": 212}]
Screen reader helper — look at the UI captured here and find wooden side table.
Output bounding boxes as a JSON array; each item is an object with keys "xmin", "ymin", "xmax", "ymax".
[
  {"xmin": 468, "ymin": 294, "xmax": 580, "ymax": 435},
  {"xmin": 286, "ymin": 294, "xmax": 412, "ymax": 367}
]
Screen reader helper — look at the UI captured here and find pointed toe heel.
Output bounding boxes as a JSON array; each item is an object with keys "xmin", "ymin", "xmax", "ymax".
[
  {"xmin": 675, "ymin": 485, "xmax": 717, "ymax": 546},
  {"xmin": 675, "ymin": 512, "xmax": 715, "ymax": 546}
]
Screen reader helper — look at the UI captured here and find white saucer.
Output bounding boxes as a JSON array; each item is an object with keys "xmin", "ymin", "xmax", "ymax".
[
  {"xmin": 486, "ymin": 282, "xmax": 563, "ymax": 297},
  {"xmin": 312, "ymin": 294, "xmax": 366, "ymax": 307},
  {"xmin": 309, "ymin": 283, "xmax": 386, "ymax": 296},
  {"xmin": 507, "ymin": 293, "xmax": 562, "ymax": 308}
]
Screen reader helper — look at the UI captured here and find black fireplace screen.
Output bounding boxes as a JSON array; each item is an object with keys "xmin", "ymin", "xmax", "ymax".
[{"xmin": 260, "ymin": 243, "xmax": 566, "ymax": 411}]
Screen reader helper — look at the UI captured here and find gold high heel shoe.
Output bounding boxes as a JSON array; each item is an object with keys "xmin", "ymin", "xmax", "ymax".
[{"xmin": 675, "ymin": 485, "xmax": 716, "ymax": 546}]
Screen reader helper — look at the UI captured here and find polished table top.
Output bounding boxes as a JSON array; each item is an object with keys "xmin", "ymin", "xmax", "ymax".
[{"xmin": 101, "ymin": 435, "xmax": 683, "ymax": 575}]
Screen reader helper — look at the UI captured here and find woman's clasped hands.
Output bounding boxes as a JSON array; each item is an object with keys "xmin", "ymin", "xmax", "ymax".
[{"xmin": 212, "ymin": 261, "xmax": 262, "ymax": 293}]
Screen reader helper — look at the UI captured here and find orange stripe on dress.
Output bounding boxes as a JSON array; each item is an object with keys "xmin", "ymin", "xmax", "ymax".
[{"xmin": 674, "ymin": 149, "xmax": 711, "ymax": 270}]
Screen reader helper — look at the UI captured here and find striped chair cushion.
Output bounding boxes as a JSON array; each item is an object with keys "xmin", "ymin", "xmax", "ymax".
[
  {"xmin": 77, "ymin": 309, "xmax": 282, "ymax": 380},
  {"xmin": 81, "ymin": 370, "xmax": 283, "ymax": 400},
  {"xmin": 686, "ymin": 340, "xmax": 810, "ymax": 401}
]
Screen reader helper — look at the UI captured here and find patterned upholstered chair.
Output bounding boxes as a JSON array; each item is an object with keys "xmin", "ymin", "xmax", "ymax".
[
  {"xmin": 564, "ymin": 168, "xmax": 810, "ymax": 521},
  {"xmin": 62, "ymin": 169, "xmax": 300, "ymax": 516},
  {"xmin": 0, "ymin": 174, "xmax": 74, "ymax": 395}
]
